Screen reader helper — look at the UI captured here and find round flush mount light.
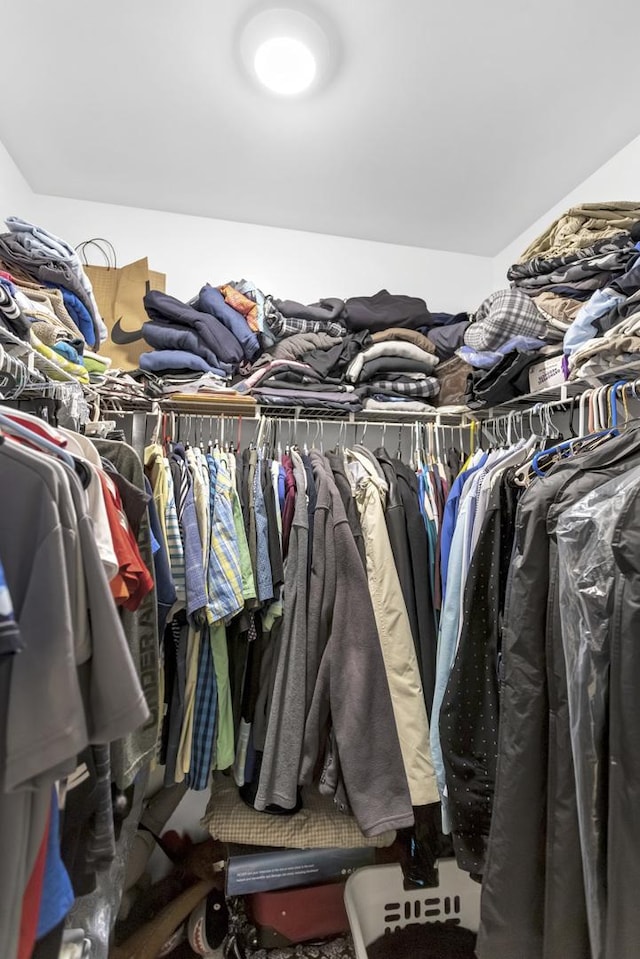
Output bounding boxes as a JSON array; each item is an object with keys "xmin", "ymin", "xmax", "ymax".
[
  {"xmin": 239, "ymin": 6, "xmax": 336, "ymax": 97},
  {"xmin": 254, "ymin": 36, "xmax": 316, "ymax": 95}
]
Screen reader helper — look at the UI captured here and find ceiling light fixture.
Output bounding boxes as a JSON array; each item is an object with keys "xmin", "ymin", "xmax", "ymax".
[
  {"xmin": 239, "ymin": 6, "xmax": 336, "ymax": 97},
  {"xmin": 254, "ymin": 36, "xmax": 316, "ymax": 95}
]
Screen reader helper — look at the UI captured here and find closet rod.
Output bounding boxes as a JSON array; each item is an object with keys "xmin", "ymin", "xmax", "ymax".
[
  {"xmin": 101, "ymin": 409, "xmax": 477, "ymax": 432},
  {"xmin": 94, "ymin": 376, "xmax": 640, "ymax": 448}
]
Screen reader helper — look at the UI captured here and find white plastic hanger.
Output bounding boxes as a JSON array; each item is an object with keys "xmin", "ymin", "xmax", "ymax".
[{"xmin": 0, "ymin": 409, "xmax": 75, "ymax": 468}]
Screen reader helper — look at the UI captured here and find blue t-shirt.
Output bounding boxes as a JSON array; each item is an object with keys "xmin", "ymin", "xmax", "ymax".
[{"xmin": 37, "ymin": 789, "xmax": 74, "ymax": 938}]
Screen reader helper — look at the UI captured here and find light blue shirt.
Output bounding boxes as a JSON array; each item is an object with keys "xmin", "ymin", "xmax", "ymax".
[
  {"xmin": 563, "ymin": 288, "xmax": 625, "ymax": 355},
  {"xmin": 430, "ymin": 492, "xmax": 474, "ymax": 832},
  {"xmin": 440, "ymin": 451, "xmax": 487, "ymax": 603}
]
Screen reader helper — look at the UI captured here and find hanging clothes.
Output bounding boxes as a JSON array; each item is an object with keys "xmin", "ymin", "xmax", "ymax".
[
  {"xmin": 477, "ymin": 428, "xmax": 640, "ymax": 959},
  {"xmin": 374, "ymin": 448, "xmax": 438, "ymax": 715},
  {"xmin": 254, "ymin": 451, "xmax": 308, "ymax": 812},
  {"xmin": 438, "ymin": 468, "xmax": 522, "ymax": 876},
  {"xmin": 0, "ymin": 417, "xmax": 150, "ymax": 959},
  {"xmin": 345, "ymin": 446, "xmax": 438, "ymax": 808},
  {"xmin": 299, "ymin": 452, "xmax": 414, "ymax": 836}
]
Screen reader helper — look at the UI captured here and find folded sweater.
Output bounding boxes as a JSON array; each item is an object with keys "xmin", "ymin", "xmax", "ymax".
[
  {"xmin": 346, "ymin": 340, "xmax": 439, "ymax": 382},
  {"xmin": 196, "ymin": 284, "xmax": 260, "ymax": 361},
  {"xmin": 139, "ymin": 350, "xmax": 224, "ymax": 375},
  {"xmin": 144, "ymin": 290, "xmax": 244, "ymax": 366},
  {"xmin": 142, "ymin": 321, "xmax": 230, "ymax": 375}
]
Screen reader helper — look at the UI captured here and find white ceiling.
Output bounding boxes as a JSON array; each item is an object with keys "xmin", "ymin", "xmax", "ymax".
[{"xmin": 2, "ymin": 0, "xmax": 640, "ymax": 256}]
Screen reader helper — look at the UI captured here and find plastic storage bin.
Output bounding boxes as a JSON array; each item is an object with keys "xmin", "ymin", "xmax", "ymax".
[{"xmin": 344, "ymin": 860, "xmax": 481, "ymax": 959}]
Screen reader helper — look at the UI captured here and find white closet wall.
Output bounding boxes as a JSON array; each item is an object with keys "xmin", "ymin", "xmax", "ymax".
[
  {"xmin": 493, "ymin": 132, "xmax": 640, "ymax": 286},
  {"xmin": 0, "ymin": 137, "xmax": 490, "ymax": 312},
  {"xmin": 26, "ymin": 193, "xmax": 490, "ymax": 312},
  {"xmin": 5, "ymin": 131, "xmax": 640, "ymax": 320},
  {"xmin": 0, "ymin": 141, "xmax": 31, "ymax": 215}
]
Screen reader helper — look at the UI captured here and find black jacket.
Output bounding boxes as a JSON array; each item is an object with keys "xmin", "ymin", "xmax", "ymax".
[{"xmin": 345, "ymin": 290, "xmax": 431, "ymax": 333}]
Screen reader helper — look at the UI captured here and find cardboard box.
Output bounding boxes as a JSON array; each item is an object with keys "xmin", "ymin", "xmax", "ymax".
[{"xmin": 528, "ymin": 354, "xmax": 566, "ymax": 393}]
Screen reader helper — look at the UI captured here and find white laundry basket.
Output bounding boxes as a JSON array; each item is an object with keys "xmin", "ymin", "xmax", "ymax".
[{"xmin": 344, "ymin": 860, "xmax": 481, "ymax": 959}]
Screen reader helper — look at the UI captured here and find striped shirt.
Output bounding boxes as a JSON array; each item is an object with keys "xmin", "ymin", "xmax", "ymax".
[{"xmin": 163, "ymin": 460, "xmax": 186, "ymax": 602}]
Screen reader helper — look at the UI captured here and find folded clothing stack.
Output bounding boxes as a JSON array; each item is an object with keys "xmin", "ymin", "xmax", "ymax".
[
  {"xmin": 0, "ymin": 217, "xmax": 113, "ymax": 386},
  {"xmin": 560, "ymin": 243, "xmax": 640, "ymax": 379},
  {"xmin": 238, "ymin": 357, "xmax": 362, "ymax": 412},
  {"xmin": 237, "ymin": 322, "xmax": 443, "ymax": 413},
  {"xmin": 504, "ymin": 202, "xmax": 640, "ymax": 382},
  {"xmin": 345, "ymin": 338, "xmax": 440, "ymax": 412},
  {"xmin": 0, "ymin": 215, "xmax": 107, "ymax": 346},
  {"xmin": 141, "ymin": 287, "xmax": 250, "ymax": 379},
  {"xmin": 456, "ymin": 202, "xmax": 640, "ymax": 406},
  {"xmin": 236, "ymin": 292, "xmax": 459, "ymax": 412},
  {"xmin": 568, "ymin": 310, "xmax": 640, "ymax": 381},
  {"xmin": 456, "ymin": 289, "xmax": 551, "ymax": 406},
  {"xmin": 139, "ymin": 283, "xmax": 502, "ymax": 411}
]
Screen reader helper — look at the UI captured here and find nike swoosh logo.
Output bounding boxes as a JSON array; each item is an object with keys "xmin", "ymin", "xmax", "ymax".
[{"xmin": 111, "ymin": 317, "xmax": 144, "ymax": 344}]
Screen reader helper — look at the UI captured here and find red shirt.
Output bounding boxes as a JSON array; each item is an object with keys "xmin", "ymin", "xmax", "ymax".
[{"xmin": 98, "ymin": 471, "xmax": 154, "ymax": 611}]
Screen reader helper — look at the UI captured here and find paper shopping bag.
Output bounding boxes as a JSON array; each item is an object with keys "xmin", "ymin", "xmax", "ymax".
[{"xmin": 80, "ymin": 241, "xmax": 166, "ymax": 370}]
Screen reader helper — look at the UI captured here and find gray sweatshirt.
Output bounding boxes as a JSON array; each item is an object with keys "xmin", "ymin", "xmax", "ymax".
[{"xmin": 254, "ymin": 451, "xmax": 309, "ymax": 810}]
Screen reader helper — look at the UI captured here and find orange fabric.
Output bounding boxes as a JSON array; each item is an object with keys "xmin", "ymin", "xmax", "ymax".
[
  {"xmin": 98, "ymin": 471, "xmax": 154, "ymax": 611},
  {"xmin": 219, "ymin": 284, "xmax": 259, "ymax": 333}
]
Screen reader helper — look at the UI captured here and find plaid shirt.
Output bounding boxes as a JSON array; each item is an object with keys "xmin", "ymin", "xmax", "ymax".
[
  {"xmin": 206, "ymin": 453, "xmax": 244, "ymax": 623},
  {"xmin": 231, "ymin": 484, "xmax": 256, "ymax": 602},
  {"xmin": 264, "ymin": 298, "xmax": 345, "ymax": 340},
  {"xmin": 186, "ymin": 625, "xmax": 218, "ymax": 790},
  {"xmin": 464, "ymin": 290, "xmax": 546, "ymax": 352}
]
